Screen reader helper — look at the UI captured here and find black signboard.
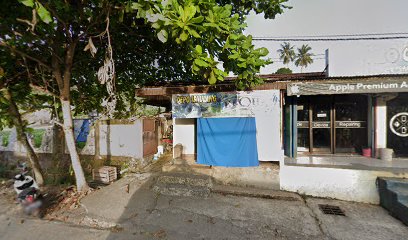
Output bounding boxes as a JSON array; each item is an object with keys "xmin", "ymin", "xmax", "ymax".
[
  {"xmin": 312, "ymin": 122, "xmax": 330, "ymax": 128},
  {"xmin": 297, "ymin": 121, "xmax": 309, "ymax": 128},
  {"xmin": 335, "ymin": 121, "xmax": 366, "ymax": 128}
]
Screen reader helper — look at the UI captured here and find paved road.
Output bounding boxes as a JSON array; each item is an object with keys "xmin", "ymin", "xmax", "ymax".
[{"xmin": 1, "ymin": 177, "xmax": 408, "ymax": 240}]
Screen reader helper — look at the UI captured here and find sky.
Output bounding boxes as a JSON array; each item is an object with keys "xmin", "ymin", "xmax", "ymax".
[{"xmin": 245, "ymin": 0, "xmax": 408, "ymax": 76}]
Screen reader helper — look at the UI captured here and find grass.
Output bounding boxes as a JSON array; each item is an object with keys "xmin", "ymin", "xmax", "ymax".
[
  {"xmin": 0, "ymin": 131, "xmax": 11, "ymax": 147},
  {"xmin": 31, "ymin": 129, "xmax": 45, "ymax": 148}
]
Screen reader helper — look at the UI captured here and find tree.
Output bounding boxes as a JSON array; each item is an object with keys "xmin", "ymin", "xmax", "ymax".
[
  {"xmin": 1, "ymin": 0, "xmax": 289, "ymax": 191},
  {"xmin": 277, "ymin": 42, "xmax": 295, "ymax": 67},
  {"xmin": 295, "ymin": 44, "xmax": 314, "ymax": 72},
  {"xmin": 0, "ymin": 51, "xmax": 49, "ymax": 185},
  {"xmin": 275, "ymin": 67, "xmax": 292, "ymax": 74}
]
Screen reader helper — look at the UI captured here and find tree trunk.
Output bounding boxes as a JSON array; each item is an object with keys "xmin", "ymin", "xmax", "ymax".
[
  {"xmin": 61, "ymin": 99, "xmax": 89, "ymax": 192},
  {"xmin": 4, "ymin": 90, "xmax": 44, "ymax": 186}
]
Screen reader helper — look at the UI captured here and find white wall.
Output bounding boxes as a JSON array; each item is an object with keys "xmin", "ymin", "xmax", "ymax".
[
  {"xmin": 173, "ymin": 118, "xmax": 195, "ymax": 157},
  {"xmin": 245, "ymin": 90, "xmax": 282, "ymax": 162},
  {"xmin": 280, "ymin": 164, "xmax": 408, "ymax": 204},
  {"xmin": 99, "ymin": 121, "xmax": 143, "ymax": 158},
  {"xmin": 172, "ymin": 90, "xmax": 283, "ymax": 161},
  {"xmin": 376, "ymin": 98, "xmax": 387, "ymax": 151}
]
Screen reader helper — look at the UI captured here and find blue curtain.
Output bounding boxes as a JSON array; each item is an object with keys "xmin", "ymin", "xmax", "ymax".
[{"xmin": 197, "ymin": 117, "xmax": 259, "ymax": 167}]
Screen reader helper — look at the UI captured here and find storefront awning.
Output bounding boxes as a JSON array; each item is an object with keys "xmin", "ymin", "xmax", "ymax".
[{"xmin": 287, "ymin": 75, "xmax": 408, "ymax": 96}]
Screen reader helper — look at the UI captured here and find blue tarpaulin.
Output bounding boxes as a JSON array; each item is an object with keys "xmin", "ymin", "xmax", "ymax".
[
  {"xmin": 76, "ymin": 120, "xmax": 90, "ymax": 143},
  {"xmin": 197, "ymin": 117, "xmax": 259, "ymax": 167}
]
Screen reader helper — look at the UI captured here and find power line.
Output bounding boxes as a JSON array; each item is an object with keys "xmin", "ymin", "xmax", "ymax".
[
  {"xmin": 253, "ymin": 36, "xmax": 408, "ymax": 41},
  {"xmin": 254, "ymin": 32, "xmax": 408, "ymax": 39}
]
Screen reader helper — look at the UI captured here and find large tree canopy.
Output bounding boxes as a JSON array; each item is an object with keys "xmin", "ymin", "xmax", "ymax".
[{"xmin": 0, "ymin": 0, "xmax": 289, "ymax": 191}]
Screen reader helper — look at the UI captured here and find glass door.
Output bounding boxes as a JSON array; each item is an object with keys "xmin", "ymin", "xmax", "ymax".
[
  {"xmin": 311, "ymin": 97, "xmax": 332, "ymax": 153},
  {"xmin": 334, "ymin": 95, "xmax": 367, "ymax": 154},
  {"xmin": 297, "ymin": 97, "xmax": 310, "ymax": 152}
]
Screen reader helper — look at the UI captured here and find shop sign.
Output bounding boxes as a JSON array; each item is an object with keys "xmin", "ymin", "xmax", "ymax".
[
  {"xmin": 335, "ymin": 121, "xmax": 366, "ymax": 128},
  {"xmin": 297, "ymin": 121, "xmax": 309, "ymax": 128},
  {"xmin": 312, "ymin": 122, "xmax": 330, "ymax": 128},
  {"xmin": 172, "ymin": 90, "xmax": 280, "ymax": 118},
  {"xmin": 390, "ymin": 112, "xmax": 408, "ymax": 137},
  {"xmin": 287, "ymin": 78, "xmax": 408, "ymax": 96}
]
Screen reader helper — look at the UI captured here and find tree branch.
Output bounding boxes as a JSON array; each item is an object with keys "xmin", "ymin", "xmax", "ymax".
[
  {"xmin": 29, "ymin": 83, "xmax": 58, "ymax": 98},
  {"xmin": 0, "ymin": 43, "xmax": 52, "ymax": 71},
  {"xmin": 44, "ymin": 5, "xmax": 73, "ymax": 43}
]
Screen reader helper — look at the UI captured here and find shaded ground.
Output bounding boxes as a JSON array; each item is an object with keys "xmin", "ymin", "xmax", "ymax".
[{"xmin": 1, "ymin": 155, "xmax": 408, "ymax": 240}]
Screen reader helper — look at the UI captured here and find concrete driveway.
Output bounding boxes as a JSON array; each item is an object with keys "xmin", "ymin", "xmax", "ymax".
[{"xmin": 1, "ymin": 174, "xmax": 407, "ymax": 240}]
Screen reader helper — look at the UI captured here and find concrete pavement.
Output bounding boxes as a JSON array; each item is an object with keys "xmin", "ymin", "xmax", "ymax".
[{"xmin": 1, "ymin": 172, "xmax": 408, "ymax": 240}]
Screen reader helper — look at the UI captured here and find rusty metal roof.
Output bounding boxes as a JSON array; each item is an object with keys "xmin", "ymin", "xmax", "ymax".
[{"xmin": 136, "ymin": 73, "xmax": 408, "ymax": 107}]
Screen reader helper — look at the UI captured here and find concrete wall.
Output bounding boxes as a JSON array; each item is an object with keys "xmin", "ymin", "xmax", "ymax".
[
  {"xmin": 0, "ymin": 126, "xmax": 54, "ymax": 153},
  {"xmin": 173, "ymin": 118, "xmax": 195, "ymax": 157},
  {"xmin": 256, "ymin": 115, "xmax": 283, "ymax": 161},
  {"xmin": 280, "ymin": 164, "xmax": 408, "ymax": 204},
  {"xmin": 99, "ymin": 121, "xmax": 143, "ymax": 158},
  {"xmin": 1, "ymin": 119, "xmax": 149, "ymax": 165}
]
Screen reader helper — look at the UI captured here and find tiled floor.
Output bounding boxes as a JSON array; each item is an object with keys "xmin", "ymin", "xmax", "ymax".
[{"xmin": 285, "ymin": 155, "xmax": 408, "ymax": 171}]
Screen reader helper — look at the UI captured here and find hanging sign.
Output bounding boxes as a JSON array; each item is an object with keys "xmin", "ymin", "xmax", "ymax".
[
  {"xmin": 172, "ymin": 90, "xmax": 280, "ymax": 118},
  {"xmin": 287, "ymin": 78, "xmax": 408, "ymax": 96}
]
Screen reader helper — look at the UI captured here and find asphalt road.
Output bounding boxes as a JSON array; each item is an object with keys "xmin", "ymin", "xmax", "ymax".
[{"xmin": 1, "ymin": 178, "xmax": 408, "ymax": 240}]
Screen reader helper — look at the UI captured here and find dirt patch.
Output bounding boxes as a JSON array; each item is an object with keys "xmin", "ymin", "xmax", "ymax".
[{"xmin": 42, "ymin": 186, "xmax": 94, "ymax": 221}]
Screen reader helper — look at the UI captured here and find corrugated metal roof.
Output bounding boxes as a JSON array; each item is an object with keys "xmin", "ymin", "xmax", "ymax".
[{"xmin": 136, "ymin": 73, "xmax": 408, "ymax": 97}]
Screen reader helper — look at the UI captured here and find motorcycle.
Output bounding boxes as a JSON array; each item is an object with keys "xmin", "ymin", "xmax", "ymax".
[{"xmin": 13, "ymin": 163, "xmax": 43, "ymax": 216}]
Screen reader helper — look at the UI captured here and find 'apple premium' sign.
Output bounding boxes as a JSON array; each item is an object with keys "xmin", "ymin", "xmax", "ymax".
[{"xmin": 287, "ymin": 78, "xmax": 408, "ymax": 96}]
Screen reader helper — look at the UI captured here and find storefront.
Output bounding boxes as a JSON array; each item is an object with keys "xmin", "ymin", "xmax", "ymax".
[
  {"xmin": 285, "ymin": 75, "xmax": 408, "ymax": 158},
  {"xmin": 296, "ymin": 94, "xmax": 369, "ymax": 154},
  {"xmin": 171, "ymin": 90, "xmax": 283, "ymax": 165}
]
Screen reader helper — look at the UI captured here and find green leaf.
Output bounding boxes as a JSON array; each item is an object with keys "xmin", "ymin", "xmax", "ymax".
[
  {"xmin": 152, "ymin": 22, "xmax": 161, "ymax": 29},
  {"xmin": 190, "ymin": 16, "xmax": 204, "ymax": 24},
  {"xmin": 228, "ymin": 53, "xmax": 239, "ymax": 60},
  {"xmin": 36, "ymin": 2, "xmax": 52, "ymax": 24},
  {"xmin": 257, "ymin": 47, "xmax": 269, "ymax": 56},
  {"xmin": 119, "ymin": 10, "xmax": 124, "ymax": 23},
  {"xmin": 186, "ymin": 28, "xmax": 200, "ymax": 38},
  {"xmin": 18, "ymin": 0, "xmax": 34, "ymax": 7},
  {"xmin": 237, "ymin": 62, "xmax": 247, "ymax": 68},
  {"xmin": 194, "ymin": 58, "xmax": 209, "ymax": 67},
  {"xmin": 193, "ymin": 65, "xmax": 200, "ymax": 72},
  {"xmin": 180, "ymin": 31, "xmax": 188, "ymax": 41},
  {"xmin": 208, "ymin": 71, "xmax": 217, "ymax": 84},
  {"xmin": 195, "ymin": 45, "xmax": 202, "ymax": 54},
  {"xmin": 131, "ymin": 3, "xmax": 142, "ymax": 10},
  {"xmin": 157, "ymin": 29, "xmax": 168, "ymax": 43}
]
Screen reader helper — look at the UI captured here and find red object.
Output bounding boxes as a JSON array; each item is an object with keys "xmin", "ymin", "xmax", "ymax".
[
  {"xmin": 362, "ymin": 148, "xmax": 371, "ymax": 157},
  {"xmin": 26, "ymin": 195, "xmax": 34, "ymax": 203},
  {"xmin": 162, "ymin": 138, "xmax": 173, "ymax": 144}
]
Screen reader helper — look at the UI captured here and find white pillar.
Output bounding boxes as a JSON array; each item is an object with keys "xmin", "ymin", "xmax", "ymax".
[{"xmin": 375, "ymin": 97, "xmax": 387, "ymax": 150}]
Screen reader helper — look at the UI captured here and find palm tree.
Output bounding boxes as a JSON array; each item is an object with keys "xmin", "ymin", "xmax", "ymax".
[
  {"xmin": 277, "ymin": 42, "xmax": 295, "ymax": 67},
  {"xmin": 295, "ymin": 44, "xmax": 314, "ymax": 72}
]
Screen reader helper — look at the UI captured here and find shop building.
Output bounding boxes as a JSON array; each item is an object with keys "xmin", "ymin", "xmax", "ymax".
[
  {"xmin": 136, "ymin": 73, "xmax": 408, "ymax": 203},
  {"xmin": 281, "ymin": 74, "xmax": 408, "ymax": 203},
  {"xmin": 284, "ymin": 74, "xmax": 408, "ymax": 158}
]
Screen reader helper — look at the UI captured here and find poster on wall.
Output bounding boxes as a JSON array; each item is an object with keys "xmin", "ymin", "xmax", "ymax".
[
  {"xmin": 172, "ymin": 90, "xmax": 280, "ymax": 118},
  {"xmin": 65, "ymin": 119, "xmax": 95, "ymax": 155}
]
